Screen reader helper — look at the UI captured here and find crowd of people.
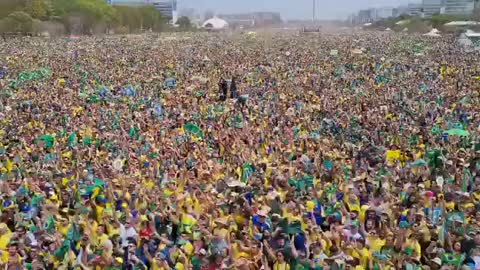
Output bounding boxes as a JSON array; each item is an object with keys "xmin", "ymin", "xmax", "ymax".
[{"xmin": 0, "ymin": 31, "xmax": 479, "ymax": 270}]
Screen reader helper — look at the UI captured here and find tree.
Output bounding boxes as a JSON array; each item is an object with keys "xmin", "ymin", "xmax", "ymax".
[
  {"xmin": 24, "ymin": 0, "xmax": 48, "ymax": 19},
  {"xmin": 4, "ymin": 11, "xmax": 34, "ymax": 32},
  {"xmin": 59, "ymin": 0, "xmax": 114, "ymax": 34},
  {"xmin": 112, "ymin": 5, "xmax": 165, "ymax": 33},
  {"xmin": 50, "ymin": 0, "xmax": 74, "ymax": 18},
  {"xmin": 406, "ymin": 18, "xmax": 431, "ymax": 33},
  {"xmin": 113, "ymin": 5, "xmax": 142, "ymax": 32},
  {"xmin": 177, "ymin": 16, "xmax": 191, "ymax": 29},
  {"xmin": 1, "ymin": 0, "xmax": 167, "ymax": 34},
  {"xmin": 0, "ymin": 0, "xmax": 27, "ymax": 18},
  {"xmin": 139, "ymin": 6, "xmax": 165, "ymax": 31}
]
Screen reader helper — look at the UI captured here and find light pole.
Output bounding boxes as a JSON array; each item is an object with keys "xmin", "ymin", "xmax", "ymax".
[{"xmin": 312, "ymin": 0, "xmax": 316, "ymax": 22}]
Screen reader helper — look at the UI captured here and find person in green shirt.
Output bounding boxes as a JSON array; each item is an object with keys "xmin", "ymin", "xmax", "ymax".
[{"xmin": 191, "ymin": 249, "xmax": 207, "ymax": 270}]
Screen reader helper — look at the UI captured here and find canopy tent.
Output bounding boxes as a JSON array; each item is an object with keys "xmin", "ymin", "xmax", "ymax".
[
  {"xmin": 423, "ymin": 28, "xmax": 441, "ymax": 37},
  {"xmin": 396, "ymin": 20, "xmax": 410, "ymax": 25},
  {"xmin": 444, "ymin": 21, "xmax": 480, "ymax": 27},
  {"xmin": 465, "ymin": 29, "xmax": 480, "ymax": 37},
  {"xmin": 202, "ymin": 17, "xmax": 229, "ymax": 30}
]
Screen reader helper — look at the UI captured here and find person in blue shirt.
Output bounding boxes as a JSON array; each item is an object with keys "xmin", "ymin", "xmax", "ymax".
[{"xmin": 252, "ymin": 210, "xmax": 272, "ymax": 235}]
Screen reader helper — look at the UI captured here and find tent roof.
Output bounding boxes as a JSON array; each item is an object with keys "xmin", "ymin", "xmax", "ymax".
[
  {"xmin": 423, "ymin": 28, "xmax": 441, "ymax": 37},
  {"xmin": 444, "ymin": 21, "xmax": 480, "ymax": 26},
  {"xmin": 202, "ymin": 17, "xmax": 229, "ymax": 29},
  {"xmin": 465, "ymin": 31, "xmax": 480, "ymax": 37}
]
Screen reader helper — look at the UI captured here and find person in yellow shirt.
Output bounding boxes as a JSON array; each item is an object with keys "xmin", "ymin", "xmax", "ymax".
[
  {"xmin": 0, "ymin": 241, "xmax": 22, "ymax": 267},
  {"xmin": 57, "ymin": 217, "xmax": 71, "ymax": 237},
  {"xmin": 403, "ymin": 232, "xmax": 422, "ymax": 261},
  {"xmin": 0, "ymin": 223, "xmax": 12, "ymax": 251},
  {"xmin": 366, "ymin": 231, "xmax": 385, "ymax": 253},
  {"xmin": 273, "ymin": 251, "xmax": 290, "ymax": 270},
  {"xmin": 105, "ymin": 216, "xmax": 120, "ymax": 237},
  {"xmin": 94, "ymin": 224, "xmax": 110, "ymax": 250},
  {"xmin": 350, "ymin": 240, "xmax": 371, "ymax": 269}
]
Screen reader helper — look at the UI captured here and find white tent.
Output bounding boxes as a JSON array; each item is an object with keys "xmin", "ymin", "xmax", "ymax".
[
  {"xmin": 423, "ymin": 28, "xmax": 441, "ymax": 37},
  {"xmin": 444, "ymin": 21, "xmax": 480, "ymax": 26},
  {"xmin": 202, "ymin": 17, "xmax": 229, "ymax": 30},
  {"xmin": 465, "ymin": 29, "xmax": 480, "ymax": 37},
  {"xmin": 396, "ymin": 20, "xmax": 410, "ymax": 25}
]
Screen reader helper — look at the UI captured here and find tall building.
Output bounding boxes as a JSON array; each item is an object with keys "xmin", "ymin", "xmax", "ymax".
[
  {"xmin": 376, "ymin": 7, "xmax": 394, "ymax": 18},
  {"xmin": 217, "ymin": 12, "xmax": 282, "ymax": 28},
  {"xmin": 444, "ymin": 0, "xmax": 474, "ymax": 15},
  {"xmin": 252, "ymin": 12, "xmax": 282, "ymax": 26},
  {"xmin": 407, "ymin": 3, "xmax": 424, "ymax": 16},
  {"xmin": 356, "ymin": 9, "xmax": 377, "ymax": 23},
  {"xmin": 392, "ymin": 6, "xmax": 409, "ymax": 17},
  {"xmin": 422, "ymin": 0, "xmax": 445, "ymax": 16},
  {"xmin": 217, "ymin": 14, "xmax": 255, "ymax": 28},
  {"xmin": 153, "ymin": 0, "xmax": 177, "ymax": 20}
]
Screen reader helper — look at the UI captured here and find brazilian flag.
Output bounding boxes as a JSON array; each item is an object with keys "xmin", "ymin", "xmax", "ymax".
[
  {"xmin": 241, "ymin": 163, "xmax": 254, "ymax": 183},
  {"xmin": 441, "ymin": 253, "xmax": 465, "ymax": 266},
  {"xmin": 43, "ymin": 215, "xmax": 55, "ymax": 235},
  {"xmin": 54, "ymin": 223, "xmax": 81, "ymax": 259}
]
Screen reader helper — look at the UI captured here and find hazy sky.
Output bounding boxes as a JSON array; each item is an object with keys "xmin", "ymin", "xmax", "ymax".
[{"xmin": 179, "ymin": 0, "xmax": 419, "ymax": 20}]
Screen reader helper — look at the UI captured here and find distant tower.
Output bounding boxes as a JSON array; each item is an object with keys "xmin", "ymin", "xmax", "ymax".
[{"xmin": 312, "ymin": 0, "xmax": 316, "ymax": 22}]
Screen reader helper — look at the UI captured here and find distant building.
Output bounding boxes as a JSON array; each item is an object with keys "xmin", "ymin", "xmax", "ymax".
[
  {"xmin": 217, "ymin": 14, "xmax": 255, "ymax": 28},
  {"xmin": 422, "ymin": 0, "xmax": 445, "ymax": 16},
  {"xmin": 444, "ymin": 0, "xmax": 474, "ymax": 15},
  {"xmin": 252, "ymin": 12, "xmax": 282, "ymax": 26},
  {"xmin": 153, "ymin": 0, "xmax": 177, "ymax": 20},
  {"xmin": 217, "ymin": 12, "xmax": 282, "ymax": 28},
  {"xmin": 392, "ymin": 6, "xmax": 409, "ymax": 17},
  {"xmin": 357, "ymin": 9, "xmax": 375, "ymax": 23},
  {"xmin": 407, "ymin": 3, "xmax": 424, "ymax": 16},
  {"xmin": 376, "ymin": 7, "xmax": 394, "ymax": 18}
]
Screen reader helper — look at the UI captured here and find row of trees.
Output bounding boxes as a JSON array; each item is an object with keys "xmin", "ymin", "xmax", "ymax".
[{"xmin": 0, "ymin": 0, "xmax": 180, "ymax": 35}]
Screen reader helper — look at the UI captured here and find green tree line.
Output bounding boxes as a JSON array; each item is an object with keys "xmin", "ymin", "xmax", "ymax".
[{"xmin": 0, "ymin": 0, "xmax": 168, "ymax": 35}]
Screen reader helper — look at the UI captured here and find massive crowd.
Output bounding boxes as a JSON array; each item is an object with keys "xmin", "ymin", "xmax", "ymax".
[{"xmin": 0, "ymin": 31, "xmax": 479, "ymax": 270}]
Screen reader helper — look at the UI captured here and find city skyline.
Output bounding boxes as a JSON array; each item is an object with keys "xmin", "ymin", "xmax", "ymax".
[{"xmin": 178, "ymin": 0, "xmax": 420, "ymax": 20}]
